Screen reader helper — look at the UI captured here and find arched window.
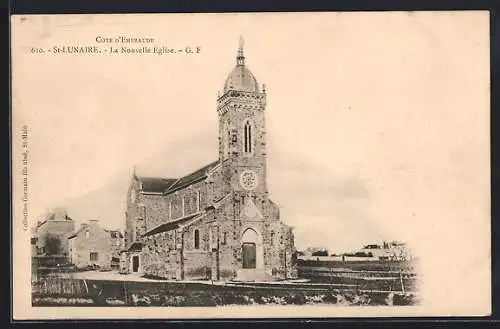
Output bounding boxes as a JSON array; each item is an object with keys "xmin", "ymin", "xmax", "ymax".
[
  {"xmin": 244, "ymin": 120, "xmax": 252, "ymax": 153},
  {"xmin": 194, "ymin": 229, "xmax": 200, "ymax": 249}
]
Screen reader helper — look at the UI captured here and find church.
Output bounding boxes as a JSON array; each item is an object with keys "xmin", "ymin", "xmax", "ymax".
[{"xmin": 120, "ymin": 38, "xmax": 298, "ymax": 282}]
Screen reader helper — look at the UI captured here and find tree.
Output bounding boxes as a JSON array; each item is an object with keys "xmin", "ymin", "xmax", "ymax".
[{"xmin": 45, "ymin": 234, "xmax": 61, "ymax": 255}]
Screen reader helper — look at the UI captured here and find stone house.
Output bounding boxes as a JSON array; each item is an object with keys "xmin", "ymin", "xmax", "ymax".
[
  {"xmin": 68, "ymin": 219, "xmax": 124, "ymax": 269},
  {"xmin": 31, "ymin": 208, "xmax": 75, "ymax": 258},
  {"xmin": 121, "ymin": 38, "xmax": 297, "ymax": 282}
]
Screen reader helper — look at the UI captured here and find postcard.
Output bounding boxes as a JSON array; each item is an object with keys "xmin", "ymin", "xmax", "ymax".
[{"xmin": 11, "ymin": 11, "xmax": 491, "ymax": 319}]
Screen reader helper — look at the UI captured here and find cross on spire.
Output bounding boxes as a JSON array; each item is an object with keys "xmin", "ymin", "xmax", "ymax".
[{"xmin": 237, "ymin": 35, "xmax": 245, "ymax": 66}]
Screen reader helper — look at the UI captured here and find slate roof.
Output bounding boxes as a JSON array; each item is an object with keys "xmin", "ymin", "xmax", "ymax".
[
  {"xmin": 143, "ymin": 212, "xmax": 203, "ymax": 237},
  {"xmin": 136, "ymin": 160, "xmax": 219, "ymax": 195},
  {"xmin": 166, "ymin": 160, "xmax": 219, "ymax": 194},
  {"xmin": 36, "ymin": 220, "xmax": 47, "ymax": 229},
  {"xmin": 136, "ymin": 177, "xmax": 177, "ymax": 193},
  {"xmin": 127, "ymin": 241, "xmax": 144, "ymax": 252},
  {"xmin": 67, "ymin": 230, "xmax": 80, "ymax": 239}
]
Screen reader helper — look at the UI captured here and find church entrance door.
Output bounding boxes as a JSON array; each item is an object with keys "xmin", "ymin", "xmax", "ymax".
[
  {"xmin": 242, "ymin": 242, "xmax": 256, "ymax": 269},
  {"xmin": 132, "ymin": 256, "xmax": 139, "ymax": 272}
]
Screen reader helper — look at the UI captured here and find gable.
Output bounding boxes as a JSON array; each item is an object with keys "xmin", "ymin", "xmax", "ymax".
[{"xmin": 241, "ymin": 197, "xmax": 263, "ymax": 220}]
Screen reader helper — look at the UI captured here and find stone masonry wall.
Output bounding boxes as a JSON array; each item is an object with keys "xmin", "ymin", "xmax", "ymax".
[
  {"xmin": 141, "ymin": 180, "xmax": 210, "ymax": 233},
  {"xmin": 69, "ymin": 221, "xmax": 118, "ymax": 269}
]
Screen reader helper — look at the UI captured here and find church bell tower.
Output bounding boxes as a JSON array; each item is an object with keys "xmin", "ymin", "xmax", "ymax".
[{"xmin": 217, "ymin": 36, "xmax": 268, "ymax": 198}]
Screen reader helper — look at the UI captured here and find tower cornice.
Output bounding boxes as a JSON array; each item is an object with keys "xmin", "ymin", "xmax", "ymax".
[{"xmin": 217, "ymin": 91, "xmax": 266, "ymax": 115}]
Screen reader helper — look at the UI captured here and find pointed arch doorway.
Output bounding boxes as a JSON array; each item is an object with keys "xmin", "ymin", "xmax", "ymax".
[
  {"xmin": 240, "ymin": 228, "xmax": 263, "ymax": 269},
  {"xmin": 242, "ymin": 242, "xmax": 256, "ymax": 268}
]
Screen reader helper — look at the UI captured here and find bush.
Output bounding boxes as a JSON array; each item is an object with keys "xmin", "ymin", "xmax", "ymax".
[
  {"xmin": 161, "ymin": 295, "xmax": 178, "ymax": 306},
  {"xmin": 367, "ymin": 292, "xmax": 390, "ymax": 306},
  {"xmin": 222, "ymin": 293, "xmax": 252, "ymax": 305},
  {"xmin": 343, "ymin": 291, "xmax": 355, "ymax": 303},
  {"xmin": 160, "ymin": 295, "xmax": 186, "ymax": 306},
  {"xmin": 393, "ymin": 293, "xmax": 416, "ymax": 306},
  {"xmin": 131, "ymin": 294, "xmax": 151, "ymax": 306},
  {"xmin": 45, "ymin": 234, "xmax": 62, "ymax": 256},
  {"xmin": 181, "ymin": 296, "xmax": 217, "ymax": 307},
  {"xmin": 149, "ymin": 294, "xmax": 162, "ymax": 306},
  {"xmin": 305, "ymin": 294, "xmax": 323, "ymax": 304},
  {"xmin": 284, "ymin": 292, "xmax": 306, "ymax": 305},
  {"xmin": 322, "ymin": 292, "xmax": 338, "ymax": 304},
  {"xmin": 253, "ymin": 295, "xmax": 270, "ymax": 304},
  {"xmin": 211, "ymin": 294, "xmax": 224, "ymax": 305}
]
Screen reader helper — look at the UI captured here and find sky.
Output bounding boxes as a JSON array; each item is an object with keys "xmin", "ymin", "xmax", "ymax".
[{"xmin": 13, "ymin": 12, "xmax": 489, "ymax": 258}]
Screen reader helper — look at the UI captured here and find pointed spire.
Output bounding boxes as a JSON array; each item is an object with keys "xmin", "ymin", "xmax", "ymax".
[
  {"xmin": 237, "ymin": 35, "xmax": 245, "ymax": 66},
  {"xmin": 132, "ymin": 165, "xmax": 137, "ymax": 178}
]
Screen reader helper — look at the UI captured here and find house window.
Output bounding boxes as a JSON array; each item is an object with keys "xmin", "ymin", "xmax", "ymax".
[
  {"xmin": 222, "ymin": 232, "xmax": 227, "ymax": 245},
  {"xmin": 194, "ymin": 229, "xmax": 200, "ymax": 249},
  {"xmin": 196, "ymin": 191, "xmax": 201, "ymax": 212},
  {"xmin": 115, "ymin": 239, "xmax": 120, "ymax": 246},
  {"xmin": 90, "ymin": 252, "xmax": 98, "ymax": 261},
  {"xmin": 168, "ymin": 201, "xmax": 172, "ymax": 220},
  {"xmin": 85, "ymin": 231, "xmax": 90, "ymax": 239},
  {"xmin": 271, "ymin": 232, "xmax": 275, "ymax": 246},
  {"xmin": 244, "ymin": 120, "xmax": 252, "ymax": 153}
]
